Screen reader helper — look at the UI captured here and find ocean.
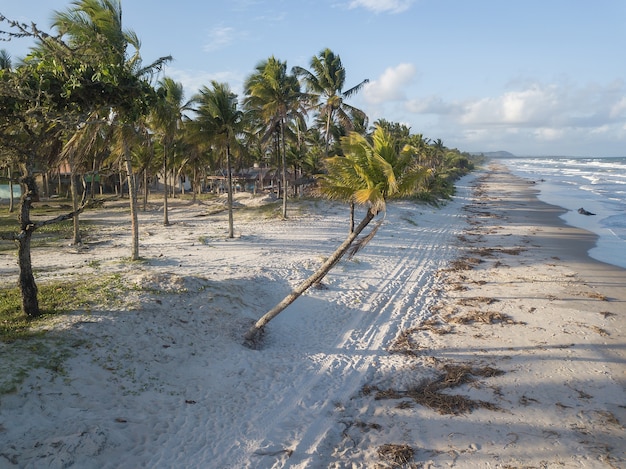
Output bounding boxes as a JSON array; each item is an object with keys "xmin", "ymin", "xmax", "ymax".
[{"xmin": 499, "ymin": 157, "xmax": 626, "ymax": 270}]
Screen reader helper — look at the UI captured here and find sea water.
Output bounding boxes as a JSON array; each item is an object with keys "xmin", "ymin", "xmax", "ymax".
[{"xmin": 499, "ymin": 157, "xmax": 626, "ymax": 270}]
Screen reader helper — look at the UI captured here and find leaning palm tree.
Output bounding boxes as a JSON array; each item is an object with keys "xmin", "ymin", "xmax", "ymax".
[
  {"xmin": 293, "ymin": 48, "xmax": 369, "ymax": 157},
  {"xmin": 244, "ymin": 126, "xmax": 431, "ymax": 346},
  {"xmin": 193, "ymin": 81, "xmax": 244, "ymax": 238},
  {"xmin": 244, "ymin": 56, "xmax": 305, "ymax": 218}
]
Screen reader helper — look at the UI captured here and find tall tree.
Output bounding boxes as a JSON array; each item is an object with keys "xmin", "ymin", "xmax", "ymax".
[
  {"xmin": 52, "ymin": 0, "xmax": 170, "ymax": 260},
  {"xmin": 153, "ymin": 77, "xmax": 190, "ymax": 225},
  {"xmin": 244, "ymin": 56, "xmax": 304, "ymax": 218},
  {"xmin": 244, "ymin": 126, "xmax": 430, "ymax": 346},
  {"xmin": 0, "ymin": 49, "xmax": 16, "ymax": 213},
  {"xmin": 0, "ymin": 21, "xmax": 89, "ymax": 316},
  {"xmin": 193, "ymin": 81, "xmax": 244, "ymax": 238},
  {"xmin": 293, "ymin": 48, "xmax": 369, "ymax": 157},
  {"xmin": 0, "ymin": 1, "xmax": 169, "ymax": 316}
]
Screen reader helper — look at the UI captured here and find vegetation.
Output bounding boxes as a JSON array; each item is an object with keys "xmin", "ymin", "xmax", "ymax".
[
  {"xmin": 0, "ymin": 274, "xmax": 125, "ymax": 342},
  {"xmin": 0, "ymin": 1, "xmax": 477, "ymax": 326}
]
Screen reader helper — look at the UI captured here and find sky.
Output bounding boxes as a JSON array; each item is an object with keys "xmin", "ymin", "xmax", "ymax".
[{"xmin": 1, "ymin": 0, "xmax": 625, "ymax": 157}]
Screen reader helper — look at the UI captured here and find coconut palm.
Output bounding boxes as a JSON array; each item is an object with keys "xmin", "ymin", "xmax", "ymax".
[
  {"xmin": 193, "ymin": 81, "xmax": 244, "ymax": 238},
  {"xmin": 244, "ymin": 126, "xmax": 431, "ymax": 346},
  {"xmin": 152, "ymin": 77, "xmax": 191, "ymax": 225},
  {"xmin": 244, "ymin": 56, "xmax": 304, "ymax": 218},
  {"xmin": 293, "ymin": 48, "xmax": 369, "ymax": 157},
  {"xmin": 52, "ymin": 0, "xmax": 170, "ymax": 260}
]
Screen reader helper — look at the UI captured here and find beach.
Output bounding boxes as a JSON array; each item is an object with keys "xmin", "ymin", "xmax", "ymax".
[{"xmin": 0, "ymin": 164, "xmax": 624, "ymax": 468}]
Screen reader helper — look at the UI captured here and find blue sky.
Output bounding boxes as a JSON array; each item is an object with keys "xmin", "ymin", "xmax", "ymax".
[{"xmin": 2, "ymin": 0, "xmax": 625, "ymax": 156}]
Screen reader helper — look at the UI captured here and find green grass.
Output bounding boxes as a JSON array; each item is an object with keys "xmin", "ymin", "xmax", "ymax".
[
  {"xmin": 0, "ymin": 273, "xmax": 126, "ymax": 342},
  {"xmin": 0, "ymin": 273, "xmax": 131, "ymax": 394}
]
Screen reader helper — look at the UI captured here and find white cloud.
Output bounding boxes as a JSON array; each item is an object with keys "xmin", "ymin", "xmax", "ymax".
[
  {"xmin": 610, "ymin": 97, "xmax": 626, "ymax": 118},
  {"xmin": 460, "ymin": 85, "xmax": 561, "ymax": 126},
  {"xmin": 396, "ymin": 80, "xmax": 626, "ymax": 155},
  {"xmin": 203, "ymin": 25, "xmax": 236, "ymax": 52},
  {"xmin": 406, "ymin": 95, "xmax": 459, "ymax": 115},
  {"xmin": 348, "ymin": 0, "xmax": 415, "ymax": 14},
  {"xmin": 363, "ymin": 63, "xmax": 416, "ymax": 104}
]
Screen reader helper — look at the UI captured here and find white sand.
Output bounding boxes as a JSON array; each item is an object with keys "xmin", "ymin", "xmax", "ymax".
[{"xmin": 0, "ymin": 166, "xmax": 624, "ymax": 468}]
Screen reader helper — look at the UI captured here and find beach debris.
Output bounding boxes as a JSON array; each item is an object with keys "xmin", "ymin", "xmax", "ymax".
[
  {"xmin": 577, "ymin": 207, "xmax": 595, "ymax": 216},
  {"xmin": 377, "ymin": 443, "xmax": 415, "ymax": 466},
  {"xmin": 371, "ymin": 363, "xmax": 504, "ymax": 415}
]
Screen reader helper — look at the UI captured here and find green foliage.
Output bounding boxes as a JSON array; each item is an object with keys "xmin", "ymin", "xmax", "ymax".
[{"xmin": 319, "ymin": 127, "xmax": 432, "ymax": 214}]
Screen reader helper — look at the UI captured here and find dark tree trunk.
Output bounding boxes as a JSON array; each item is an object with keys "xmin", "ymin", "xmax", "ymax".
[
  {"xmin": 18, "ymin": 231, "xmax": 39, "ymax": 317},
  {"xmin": 243, "ymin": 208, "xmax": 376, "ymax": 347},
  {"xmin": 17, "ymin": 172, "xmax": 40, "ymax": 317}
]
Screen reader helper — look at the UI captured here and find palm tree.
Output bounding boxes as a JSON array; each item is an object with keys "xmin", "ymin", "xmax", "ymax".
[
  {"xmin": 59, "ymin": 117, "xmax": 108, "ymax": 244},
  {"xmin": 244, "ymin": 56, "xmax": 304, "ymax": 218},
  {"xmin": 52, "ymin": 0, "xmax": 170, "ymax": 260},
  {"xmin": 244, "ymin": 126, "xmax": 431, "ymax": 346},
  {"xmin": 293, "ymin": 48, "xmax": 369, "ymax": 157},
  {"xmin": 153, "ymin": 77, "xmax": 190, "ymax": 225},
  {"xmin": 193, "ymin": 81, "xmax": 244, "ymax": 238}
]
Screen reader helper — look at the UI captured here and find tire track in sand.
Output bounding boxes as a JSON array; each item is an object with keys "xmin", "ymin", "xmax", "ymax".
[{"xmin": 242, "ymin": 205, "xmax": 466, "ymax": 468}]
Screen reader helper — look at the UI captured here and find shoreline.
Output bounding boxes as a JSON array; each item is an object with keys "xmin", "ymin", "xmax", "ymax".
[
  {"xmin": 497, "ymin": 157, "xmax": 626, "ymax": 271},
  {"xmin": 367, "ymin": 163, "xmax": 626, "ymax": 467},
  {"xmin": 486, "ymin": 162, "xmax": 626, "ymax": 276}
]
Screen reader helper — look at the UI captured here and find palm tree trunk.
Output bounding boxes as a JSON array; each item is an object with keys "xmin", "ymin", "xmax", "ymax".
[
  {"xmin": 192, "ymin": 166, "xmax": 198, "ymax": 204},
  {"xmin": 90, "ymin": 160, "xmax": 97, "ymax": 199},
  {"xmin": 69, "ymin": 162, "xmax": 82, "ymax": 245},
  {"xmin": 163, "ymin": 146, "xmax": 169, "ymax": 225},
  {"xmin": 57, "ymin": 169, "xmax": 62, "ymax": 197},
  {"xmin": 226, "ymin": 144, "xmax": 234, "ymax": 238},
  {"xmin": 119, "ymin": 161, "xmax": 125, "ymax": 197},
  {"xmin": 349, "ymin": 201, "xmax": 355, "ymax": 233},
  {"xmin": 142, "ymin": 168, "xmax": 148, "ymax": 211},
  {"xmin": 243, "ymin": 208, "xmax": 376, "ymax": 347},
  {"xmin": 324, "ymin": 111, "xmax": 332, "ymax": 157},
  {"xmin": 280, "ymin": 120, "xmax": 288, "ymax": 219},
  {"xmin": 123, "ymin": 139, "xmax": 140, "ymax": 260}
]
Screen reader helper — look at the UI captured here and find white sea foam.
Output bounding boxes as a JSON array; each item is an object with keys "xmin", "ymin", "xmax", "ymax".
[{"xmin": 499, "ymin": 156, "xmax": 626, "ymax": 269}]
